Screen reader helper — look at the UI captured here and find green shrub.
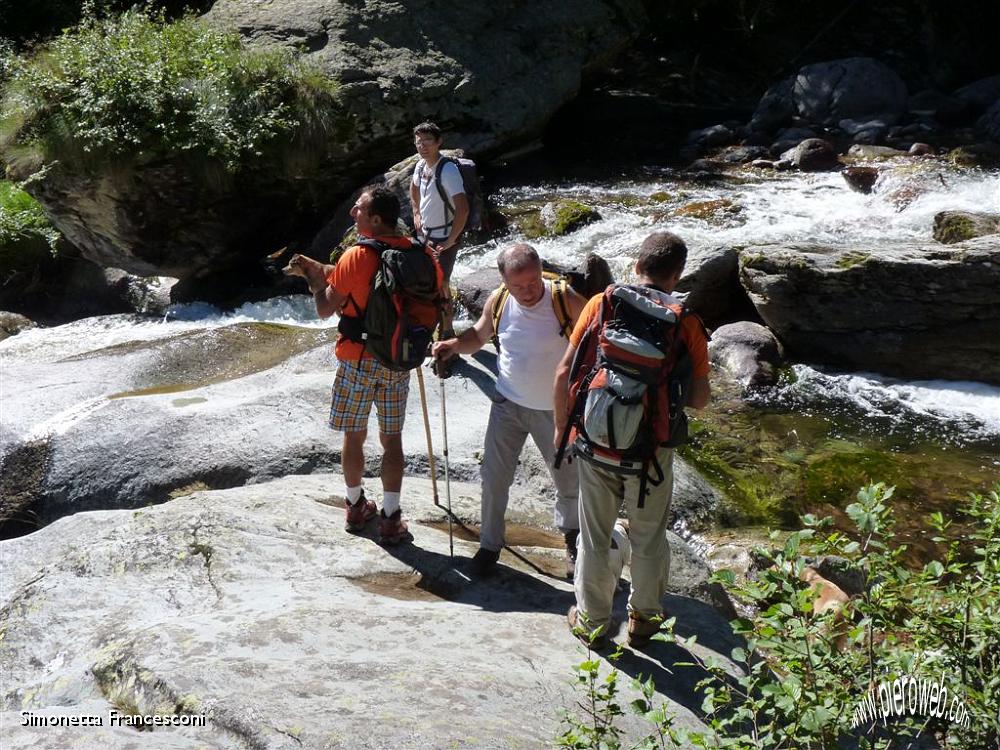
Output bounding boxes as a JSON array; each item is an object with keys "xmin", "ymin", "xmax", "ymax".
[
  {"xmin": 0, "ymin": 180, "xmax": 59, "ymax": 246},
  {"xmin": 0, "ymin": 8, "xmax": 341, "ymax": 173},
  {"xmin": 0, "ymin": 179, "xmax": 60, "ymax": 282},
  {"xmin": 559, "ymin": 482, "xmax": 1000, "ymax": 749}
]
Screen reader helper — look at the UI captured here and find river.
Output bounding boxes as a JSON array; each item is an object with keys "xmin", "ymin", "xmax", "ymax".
[{"xmin": 2, "ymin": 159, "xmax": 998, "ymax": 551}]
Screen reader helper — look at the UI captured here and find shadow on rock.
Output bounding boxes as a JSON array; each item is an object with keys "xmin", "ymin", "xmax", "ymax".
[
  {"xmin": 611, "ymin": 593, "xmax": 746, "ymax": 720},
  {"xmin": 361, "ymin": 526, "xmax": 575, "ymax": 617}
]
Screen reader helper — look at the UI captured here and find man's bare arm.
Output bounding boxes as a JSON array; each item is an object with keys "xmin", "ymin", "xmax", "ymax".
[
  {"xmin": 284, "ymin": 254, "xmax": 345, "ymax": 318},
  {"xmin": 410, "ymin": 182, "xmax": 422, "ymax": 234},
  {"xmin": 432, "ymin": 288, "xmax": 498, "ymax": 360},
  {"xmin": 686, "ymin": 375, "xmax": 711, "ymax": 410},
  {"xmin": 553, "ymin": 341, "xmax": 576, "ymax": 447}
]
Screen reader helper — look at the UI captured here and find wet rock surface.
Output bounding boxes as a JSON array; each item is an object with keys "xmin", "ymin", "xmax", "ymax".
[
  {"xmin": 933, "ymin": 210, "xmax": 1000, "ymax": 244},
  {"xmin": 1, "ymin": 473, "xmax": 741, "ymax": 749},
  {"xmin": 1, "ymin": 320, "xmax": 719, "ymax": 534}
]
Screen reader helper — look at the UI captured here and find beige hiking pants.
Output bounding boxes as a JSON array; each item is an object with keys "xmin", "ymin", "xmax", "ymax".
[{"xmin": 574, "ymin": 445, "xmax": 674, "ymax": 631}]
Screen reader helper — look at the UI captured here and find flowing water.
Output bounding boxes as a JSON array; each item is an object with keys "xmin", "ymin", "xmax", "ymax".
[{"xmin": 2, "ymin": 161, "xmax": 998, "ymax": 547}]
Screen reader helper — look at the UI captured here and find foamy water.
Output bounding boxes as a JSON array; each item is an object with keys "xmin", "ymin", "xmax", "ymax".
[
  {"xmin": 0, "ymin": 296, "xmax": 337, "ymax": 364},
  {"xmin": 769, "ymin": 365, "xmax": 1000, "ymax": 446},
  {"xmin": 458, "ymin": 166, "xmax": 1000, "ymax": 277},
  {"xmin": 3, "ymin": 168, "xmax": 998, "ymax": 452}
]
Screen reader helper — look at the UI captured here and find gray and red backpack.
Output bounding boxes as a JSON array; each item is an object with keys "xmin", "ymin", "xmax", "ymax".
[{"xmin": 555, "ymin": 283, "xmax": 702, "ymax": 505}]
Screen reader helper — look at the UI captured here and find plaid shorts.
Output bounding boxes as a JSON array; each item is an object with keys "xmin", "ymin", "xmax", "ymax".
[{"xmin": 329, "ymin": 358, "xmax": 410, "ymax": 435}]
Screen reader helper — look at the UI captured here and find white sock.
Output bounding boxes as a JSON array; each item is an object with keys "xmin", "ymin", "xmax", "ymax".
[
  {"xmin": 346, "ymin": 485, "xmax": 363, "ymax": 505},
  {"xmin": 382, "ymin": 491, "xmax": 400, "ymax": 517}
]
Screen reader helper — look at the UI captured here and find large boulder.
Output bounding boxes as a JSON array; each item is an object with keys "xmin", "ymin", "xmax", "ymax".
[
  {"xmin": 708, "ymin": 321, "xmax": 784, "ymax": 391},
  {"xmin": 778, "ymin": 138, "xmax": 840, "ymax": 171},
  {"xmin": 737, "ymin": 238, "xmax": 1000, "ymax": 383},
  {"xmin": 954, "ymin": 74, "xmax": 1000, "ymax": 118},
  {"xmin": 0, "ymin": 474, "xmax": 740, "ymax": 749},
  {"xmin": 751, "ymin": 57, "xmax": 907, "ymax": 132},
  {"xmin": 674, "ymin": 245, "xmax": 748, "ymax": 327},
  {"xmin": 14, "ymin": 0, "xmax": 645, "ymax": 283}
]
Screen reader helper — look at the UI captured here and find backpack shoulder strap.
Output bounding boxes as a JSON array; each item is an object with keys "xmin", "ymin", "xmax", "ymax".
[
  {"xmin": 490, "ymin": 284, "xmax": 510, "ymax": 351},
  {"xmin": 356, "ymin": 237, "xmax": 390, "ymax": 255},
  {"xmin": 434, "ymin": 157, "xmax": 455, "ymax": 220},
  {"xmin": 550, "ymin": 277, "xmax": 573, "ymax": 338}
]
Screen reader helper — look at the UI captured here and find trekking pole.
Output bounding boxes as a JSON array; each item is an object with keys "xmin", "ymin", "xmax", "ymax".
[
  {"xmin": 415, "ymin": 366, "xmax": 439, "ymax": 506},
  {"xmin": 439, "ymin": 376, "xmax": 454, "ymax": 558}
]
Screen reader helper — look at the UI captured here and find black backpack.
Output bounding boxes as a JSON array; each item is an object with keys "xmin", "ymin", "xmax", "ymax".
[
  {"xmin": 338, "ymin": 238, "xmax": 445, "ymax": 371},
  {"xmin": 419, "ymin": 156, "xmax": 484, "ymax": 233}
]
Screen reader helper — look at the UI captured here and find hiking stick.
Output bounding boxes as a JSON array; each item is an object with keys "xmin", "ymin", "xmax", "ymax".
[
  {"xmin": 439, "ymin": 377, "xmax": 454, "ymax": 558},
  {"xmin": 415, "ymin": 366, "xmax": 439, "ymax": 506}
]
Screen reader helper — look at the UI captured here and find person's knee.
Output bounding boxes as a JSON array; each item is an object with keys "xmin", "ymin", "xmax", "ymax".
[
  {"xmin": 379, "ymin": 432, "xmax": 403, "ymax": 453},
  {"xmin": 344, "ymin": 430, "xmax": 367, "ymax": 447}
]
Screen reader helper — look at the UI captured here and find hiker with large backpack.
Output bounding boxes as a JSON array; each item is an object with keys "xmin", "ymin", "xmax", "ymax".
[
  {"xmin": 432, "ymin": 244, "xmax": 588, "ymax": 578},
  {"xmin": 409, "ymin": 121, "xmax": 475, "ymax": 339},
  {"xmin": 285, "ymin": 186, "xmax": 444, "ymax": 545},
  {"xmin": 554, "ymin": 231, "xmax": 711, "ymax": 649}
]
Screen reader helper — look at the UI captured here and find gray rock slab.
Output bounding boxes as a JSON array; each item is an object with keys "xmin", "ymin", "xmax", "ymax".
[
  {"xmin": 737, "ymin": 237, "xmax": 1000, "ymax": 383},
  {"xmin": 1, "ymin": 474, "xmax": 742, "ymax": 749},
  {"xmin": 674, "ymin": 244, "xmax": 744, "ymax": 326}
]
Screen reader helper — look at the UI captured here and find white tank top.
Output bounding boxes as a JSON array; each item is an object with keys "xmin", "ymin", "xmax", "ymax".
[{"xmin": 495, "ymin": 280, "xmax": 567, "ymax": 411}]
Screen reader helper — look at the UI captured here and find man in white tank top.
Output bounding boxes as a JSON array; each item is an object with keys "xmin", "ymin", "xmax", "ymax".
[{"xmin": 432, "ymin": 244, "xmax": 587, "ymax": 577}]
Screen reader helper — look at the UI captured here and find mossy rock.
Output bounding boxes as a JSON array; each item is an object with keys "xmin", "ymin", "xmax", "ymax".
[
  {"xmin": 834, "ymin": 251, "xmax": 871, "ymax": 269},
  {"xmin": 540, "ymin": 200, "xmax": 601, "ymax": 236},
  {"xmin": 673, "ymin": 198, "xmax": 742, "ymax": 221},
  {"xmin": 497, "ymin": 199, "xmax": 549, "ymax": 239},
  {"xmin": 933, "ymin": 211, "xmax": 1000, "ymax": 244},
  {"xmin": 946, "ymin": 143, "xmax": 1000, "ymax": 168}
]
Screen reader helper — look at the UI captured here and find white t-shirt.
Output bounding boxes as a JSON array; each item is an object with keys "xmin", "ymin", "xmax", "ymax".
[
  {"xmin": 412, "ymin": 158, "xmax": 465, "ymax": 240},
  {"xmin": 495, "ymin": 280, "xmax": 566, "ymax": 411}
]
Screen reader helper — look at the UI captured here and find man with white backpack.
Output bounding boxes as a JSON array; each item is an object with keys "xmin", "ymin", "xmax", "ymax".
[{"xmin": 410, "ymin": 121, "xmax": 470, "ymax": 339}]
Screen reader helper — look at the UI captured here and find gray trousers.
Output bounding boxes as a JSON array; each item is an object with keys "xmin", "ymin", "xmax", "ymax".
[
  {"xmin": 479, "ymin": 394, "xmax": 580, "ymax": 552},
  {"xmin": 574, "ymin": 446, "xmax": 674, "ymax": 630}
]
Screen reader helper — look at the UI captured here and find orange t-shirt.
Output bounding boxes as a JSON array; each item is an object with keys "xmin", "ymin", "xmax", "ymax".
[
  {"xmin": 569, "ymin": 291, "xmax": 710, "ymax": 378},
  {"xmin": 327, "ymin": 235, "xmax": 414, "ymax": 362}
]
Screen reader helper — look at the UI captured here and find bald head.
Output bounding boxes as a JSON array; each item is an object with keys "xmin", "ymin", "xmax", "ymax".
[{"xmin": 497, "ymin": 243, "xmax": 542, "ymax": 277}]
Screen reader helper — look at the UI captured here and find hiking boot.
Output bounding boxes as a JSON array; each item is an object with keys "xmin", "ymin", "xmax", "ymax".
[
  {"xmin": 567, "ymin": 605, "xmax": 609, "ymax": 650},
  {"xmin": 344, "ymin": 492, "xmax": 377, "ymax": 532},
  {"xmin": 471, "ymin": 547, "xmax": 500, "ymax": 577},
  {"xmin": 378, "ymin": 509, "xmax": 411, "ymax": 546},
  {"xmin": 627, "ymin": 611, "xmax": 662, "ymax": 649},
  {"xmin": 564, "ymin": 530, "xmax": 579, "ymax": 579}
]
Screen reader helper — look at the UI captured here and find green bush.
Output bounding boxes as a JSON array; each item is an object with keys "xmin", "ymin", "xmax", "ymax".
[
  {"xmin": 0, "ymin": 8, "xmax": 340, "ymax": 173},
  {"xmin": 0, "ymin": 180, "xmax": 58, "ymax": 248},
  {"xmin": 0, "ymin": 179, "xmax": 60, "ymax": 284},
  {"xmin": 559, "ymin": 483, "xmax": 1000, "ymax": 749}
]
